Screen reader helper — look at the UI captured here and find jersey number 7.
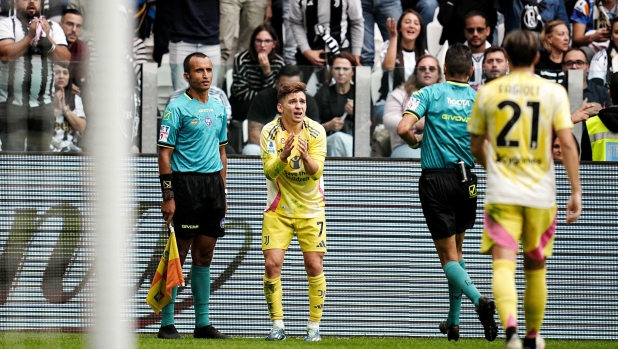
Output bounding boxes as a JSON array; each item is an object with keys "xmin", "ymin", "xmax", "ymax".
[{"xmin": 497, "ymin": 100, "xmax": 540, "ymax": 149}]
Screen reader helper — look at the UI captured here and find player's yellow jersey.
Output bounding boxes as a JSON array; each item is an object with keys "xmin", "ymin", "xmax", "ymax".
[
  {"xmin": 260, "ymin": 116, "xmax": 327, "ymax": 218},
  {"xmin": 468, "ymin": 71, "xmax": 573, "ymax": 208}
]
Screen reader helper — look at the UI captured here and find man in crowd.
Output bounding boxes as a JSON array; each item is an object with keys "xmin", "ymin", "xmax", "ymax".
[
  {"xmin": 60, "ymin": 8, "xmax": 88, "ymax": 94},
  {"xmin": 260, "ymin": 81, "xmax": 327, "ymax": 341},
  {"xmin": 463, "ymin": 11, "xmax": 492, "ymax": 89},
  {"xmin": 397, "ymin": 43, "xmax": 498, "ymax": 342},
  {"xmin": 0, "ymin": 0, "xmax": 70, "ymax": 151},
  {"xmin": 482, "ymin": 46, "xmax": 509, "ymax": 84},
  {"xmin": 289, "ymin": 0, "xmax": 364, "ymax": 83},
  {"xmin": 469, "ymin": 30, "xmax": 582, "ymax": 349},
  {"xmin": 243, "ymin": 65, "xmax": 320, "ymax": 155},
  {"xmin": 157, "ymin": 52, "xmax": 231, "ymax": 340}
]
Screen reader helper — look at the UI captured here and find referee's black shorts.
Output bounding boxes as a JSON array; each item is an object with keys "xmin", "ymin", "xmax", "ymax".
[
  {"xmin": 419, "ymin": 168, "xmax": 478, "ymax": 240},
  {"xmin": 173, "ymin": 172, "xmax": 226, "ymax": 238}
]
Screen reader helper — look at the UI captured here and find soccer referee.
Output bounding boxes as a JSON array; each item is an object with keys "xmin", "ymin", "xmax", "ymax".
[
  {"xmin": 157, "ymin": 52, "xmax": 230, "ymax": 340},
  {"xmin": 397, "ymin": 43, "xmax": 498, "ymax": 342}
]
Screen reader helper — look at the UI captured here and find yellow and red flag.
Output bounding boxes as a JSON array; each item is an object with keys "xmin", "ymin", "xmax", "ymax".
[{"xmin": 146, "ymin": 227, "xmax": 185, "ymax": 313}]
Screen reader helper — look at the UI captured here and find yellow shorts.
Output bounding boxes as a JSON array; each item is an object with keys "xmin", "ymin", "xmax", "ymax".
[
  {"xmin": 262, "ymin": 211, "xmax": 327, "ymax": 253},
  {"xmin": 481, "ymin": 203, "xmax": 557, "ymax": 261}
]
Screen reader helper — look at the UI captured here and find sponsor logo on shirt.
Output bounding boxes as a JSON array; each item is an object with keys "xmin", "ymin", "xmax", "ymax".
[
  {"xmin": 446, "ymin": 97, "xmax": 471, "ymax": 107},
  {"xmin": 163, "ymin": 110, "xmax": 171, "ymax": 120},
  {"xmin": 199, "ymin": 108, "xmax": 214, "ymax": 112},
  {"xmin": 159, "ymin": 125, "xmax": 170, "ymax": 142}
]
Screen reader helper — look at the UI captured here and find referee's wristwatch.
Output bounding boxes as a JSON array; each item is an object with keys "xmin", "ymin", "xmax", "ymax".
[{"xmin": 162, "ymin": 190, "xmax": 174, "ymax": 201}]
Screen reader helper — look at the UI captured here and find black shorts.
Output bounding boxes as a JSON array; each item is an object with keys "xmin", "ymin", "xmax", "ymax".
[
  {"xmin": 419, "ymin": 168, "xmax": 478, "ymax": 240},
  {"xmin": 173, "ymin": 172, "xmax": 226, "ymax": 238}
]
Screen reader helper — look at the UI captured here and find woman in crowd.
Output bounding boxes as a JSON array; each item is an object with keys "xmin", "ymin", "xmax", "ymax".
[
  {"xmin": 231, "ymin": 23, "xmax": 285, "ymax": 121},
  {"xmin": 589, "ymin": 18, "xmax": 618, "ymax": 85},
  {"xmin": 383, "ymin": 54, "xmax": 441, "ymax": 158},
  {"xmin": 314, "ymin": 52, "xmax": 358, "ymax": 157},
  {"xmin": 535, "ymin": 20, "xmax": 570, "ymax": 83},
  {"xmin": 51, "ymin": 63, "xmax": 87, "ymax": 152},
  {"xmin": 377, "ymin": 9, "xmax": 428, "ymax": 114}
]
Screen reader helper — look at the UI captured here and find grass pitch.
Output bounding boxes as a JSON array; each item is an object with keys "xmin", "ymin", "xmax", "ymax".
[{"xmin": 0, "ymin": 332, "xmax": 614, "ymax": 349}]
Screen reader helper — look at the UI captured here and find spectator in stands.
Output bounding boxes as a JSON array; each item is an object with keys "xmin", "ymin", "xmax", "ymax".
[
  {"xmin": 563, "ymin": 47, "xmax": 612, "ymax": 109},
  {"xmin": 552, "ymin": 135, "xmax": 563, "ymax": 160},
  {"xmin": 165, "ymin": 0, "xmax": 222, "ymax": 91},
  {"xmin": 289, "ymin": 0, "xmax": 364, "ymax": 84},
  {"xmin": 60, "ymin": 9, "xmax": 88, "ymax": 94},
  {"xmin": 561, "ymin": 48, "xmax": 606, "ymax": 128},
  {"xmin": 383, "ymin": 54, "xmax": 441, "ymax": 158},
  {"xmin": 571, "ymin": 0, "xmax": 615, "ymax": 52},
  {"xmin": 536, "ymin": 20, "xmax": 570, "ymax": 83},
  {"xmin": 436, "ymin": 0, "xmax": 496, "ymax": 46},
  {"xmin": 314, "ymin": 52, "xmax": 358, "ymax": 157},
  {"xmin": 589, "ymin": 17, "xmax": 618, "ymax": 85},
  {"xmin": 360, "ymin": 0, "xmax": 402, "ymax": 67},
  {"xmin": 481, "ymin": 46, "xmax": 509, "ymax": 85},
  {"xmin": 50, "ymin": 63, "xmax": 86, "ymax": 152},
  {"xmin": 400, "ymin": 1, "xmax": 439, "ymax": 26},
  {"xmin": 1, "ymin": 0, "xmax": 62, "ymax": 22},
  {"xmin": 244, "ymin": 66, "xmax": 320, "ymax": 155},
  {"xmin": 230, "ymin": 23, "xmax": 285, "ymax": 122},
  {"xmin": 378, "ymin": 9, "xmax": 427, "ymax": 107},
  {"xmin": 220, "ymin": 0, "xmax": 271, "ymax": 65},
  {"xmin": 0, "ymin": 0, "xmax": 70, "ymax": 151},
  {"xmin": 580, "ymin": 71, "xmax": 618, "ymax": 161},
  {"xmin": 463, "ymin": 11, "xmax": 492, "ymax": 90},
  {"xmin": 501, "ymin": 0, "xmax": 570, "ymax": 35},
  {"xmin": 281, "ymin": 0, "xmax": 297, "ymax": 65}
]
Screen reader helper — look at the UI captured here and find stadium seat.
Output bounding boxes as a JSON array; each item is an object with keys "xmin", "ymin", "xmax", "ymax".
[
  {"xmin": 371, "ymin": 66, "xmax": 383, "ymax": 104},
  {"xmin": 225, "ymin": 68, "xmax": 233, "ymax": 97},
  {"xmin": 436, "ymin": 40, "xmax": 448, "ymax": 82},
  {"xmin": 157, "ymin": 62, "xmax": 174, "ymax": 114},
  {"xmin": 426, "ymin": 8, "xmax": 442, "ymax": 56}
]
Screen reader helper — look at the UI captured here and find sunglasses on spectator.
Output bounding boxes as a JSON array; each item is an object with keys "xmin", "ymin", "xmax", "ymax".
[
  {"xmin": 332, "ymin": 67, "xmax": 352, "ymax": 72},
  {"xmin": 562, "ymin": 60, "xmax": 586, "ymax": 68},
  {"xmin": 465, "ymin": 27, "xmax": 487, "ymax": 34},
  {"xmin": 553, "ymin": 144, "xmax": 561, "ymax": 149},
  {"xmin": 255, "ymin": 39, "xmax": 274, "ymax": 45},
  {"xmin": 416, "ymin": 66, "xmax": 438, "ymax": 72}
]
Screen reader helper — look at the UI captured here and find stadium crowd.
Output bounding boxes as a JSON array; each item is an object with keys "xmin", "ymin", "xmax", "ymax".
[{"xmin": 0, "ymin": 0, "xmax": 616, "ymax": 160}]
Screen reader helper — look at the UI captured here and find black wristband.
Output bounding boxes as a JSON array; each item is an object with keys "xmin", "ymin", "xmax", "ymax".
[{"xmin": 160, "ymin": 174, "xmax": 173, "ymax": 192}]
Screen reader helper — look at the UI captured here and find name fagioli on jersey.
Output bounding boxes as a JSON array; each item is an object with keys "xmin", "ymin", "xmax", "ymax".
[{"xmin": 498, "ymin": 85, "xmax": 540, "ymax": 96}]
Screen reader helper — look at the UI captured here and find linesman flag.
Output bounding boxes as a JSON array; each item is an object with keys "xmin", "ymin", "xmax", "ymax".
[{"xmin": 146, "ymin": 225, "xmax": 185, "ymax": 313}]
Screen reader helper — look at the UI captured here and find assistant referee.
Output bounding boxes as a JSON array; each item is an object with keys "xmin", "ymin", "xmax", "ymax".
[
  {"xmin": 397, "ymin": 43, "xmax": 497, "ymax": 342},
  {"xmin": 156, "ymin": 52, "xmax": 230, "ymax": 340}
]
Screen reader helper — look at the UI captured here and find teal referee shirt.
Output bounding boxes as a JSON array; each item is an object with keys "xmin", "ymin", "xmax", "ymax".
[
  {"xmin": 158, "ymin": 92, "xmax": 228, "ymax": 173},
  {"xmin": 403, "ymin": 81, "xmax": 476, "ymax": 169}
]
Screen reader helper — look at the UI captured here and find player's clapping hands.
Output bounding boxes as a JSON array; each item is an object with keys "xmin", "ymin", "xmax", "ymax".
[
  {"xmin": 297, "ymin": 136, "xmax": 309, "ymax": 160},
  {"xmin": 280, "ymin": 133, "xmax": 295, "ymax": 162}
]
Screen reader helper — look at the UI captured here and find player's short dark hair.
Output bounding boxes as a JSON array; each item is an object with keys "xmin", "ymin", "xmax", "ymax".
[
  {"xmin": 183, "ymin": 52, "xmax": 209, "ymax": 73},
  {"xmin": 277, "ymin": 65, "xmax": 303, "ymax": 81},
  {"xmin": 562, "ymin": 47, "xmax": 588, "ymax": 63},
  {"xmin": 503, "ymin": 30, "xmax": 540, "ymax": 68},
  {"xmin": 62, "ymin": 9, "xmax": 83, "ymax": 18},
  {"xmin": 482, "ymin": 46, "xmax": 508, "ymax": 64},
  {"xmin": 277, "ymin": 81, "xmax": 307, "ymax": 102},
  {"xmin": 444, "ymin": 43, "xmax": 472, "ymax": 77}
]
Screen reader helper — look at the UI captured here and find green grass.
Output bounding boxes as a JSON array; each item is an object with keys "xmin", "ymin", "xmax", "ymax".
[{"xmin": 0, "ymin": 333, "xmax": 614, "ymax": 349}]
